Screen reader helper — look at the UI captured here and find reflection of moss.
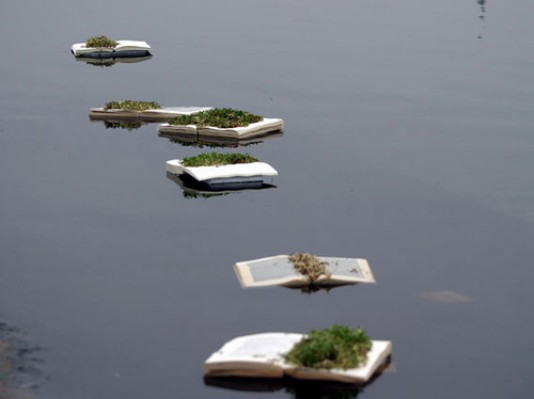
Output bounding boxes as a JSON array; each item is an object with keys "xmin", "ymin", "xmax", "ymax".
[
  {"xmin": 289, "ymin": 253, "xmax": 330, "ymax": 283},
  {"xmin": 85, "ymin": 35, "xmax": 118, "ymax": 48},
  {"xmin": 181, "ymin": 152, "xmax": 258, "ymax": 167},
  {"xmin": 104, "ymin": 121, "xmax": 144, "ymax": 131},
  {"xmin": 284, "ymin": 325, "xmax": 372, "ymax": 370},
  {"xmin": 103, "ymin": 100, "xmax": 161, "ymax": 111},
  {"xmin": 87, "ymin": 60, "xmax": 115, "ymax": 67},
  {"xmin": 285, "ymin": 382, "xmax": 362, "ymax": 399},
  {"xmin": 169, "ymin": 138, "xmax": 260, "ymax": 149},
  {"xmin": 182, "ymin": 191, "xmax": 228, "ymax": 199},
  {"xmin": 169, "ymin": 108, "xmax": 262, "ymax": 128}
]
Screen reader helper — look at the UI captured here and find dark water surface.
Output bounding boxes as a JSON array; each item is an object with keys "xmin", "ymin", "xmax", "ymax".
[{"xmin": 1, "ymin": 1, "xmax": 533, "ymax": 398}]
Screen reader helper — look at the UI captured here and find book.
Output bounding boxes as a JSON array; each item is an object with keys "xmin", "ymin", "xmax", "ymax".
[
  {"xmin": 71, "ymin": 40, "xmax": 152, "ymax": 58},
  {"xmin": 89, "ymin": 106, "xmax": 213, "ymax": 122},
  {"xmin": 204, "ymin": 333, "xmax": 392, "ymax": 384},
  {"xmin": 234, "ymin": 255, "xmax": 375, "ymax": 289},
  {"xmin": 166, "ymin": 160, "xmax": 278, "ymax": 188},
  {"xmin": 158, "ymin": 117, "xmax": 284, "ymax": 139}
]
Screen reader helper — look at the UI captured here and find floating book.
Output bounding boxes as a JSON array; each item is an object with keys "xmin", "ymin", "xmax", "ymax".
[
  {"xmin": 158, "ymin": 118, "xmax": 284, "ymax": 140},
  {"xmin": 204, "ymin": 333, "xmax": 392, "ymax": 384},
  {"xmin": 166, "ymin": 160, "xmax": 278, "ymax": 188},
  {"xmin": 234, "ymin": 255, "xmax": 375, "ymax": 289},
  {"xmin": 71, "ymin": 40, "xmax": 152, "ymax": 58},
  {"xmin": 90, "ymin": 106, "xmax": 213, "ymax": 122}
]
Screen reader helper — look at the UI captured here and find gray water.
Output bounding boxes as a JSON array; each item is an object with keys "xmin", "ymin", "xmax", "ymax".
[{"xmin": 1, "ymin": 0, "xmax": 533, "ymax": 398}]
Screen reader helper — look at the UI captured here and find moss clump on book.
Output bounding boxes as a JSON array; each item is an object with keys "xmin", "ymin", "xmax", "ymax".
[
  {"xmin": 103, "ymin": 100, "xmax": 162, "ymax": 111},
  {"xmin": 181, "ymin": 152, "xmax": 258, "ymax": 167},
  {"xmin": 283, "ymin": 325, "xmax": 372, "ymax": 370},
  {"xmin": 85, "ymin": 35, "xmax": 118, "ymax": 48},
  {"xmin": 169, "ymin": 108, "xmax": 263, "ymax": 128},
  {"xmin": 289, "ymin": 253, "xmax": 331, "ymax": 283}
]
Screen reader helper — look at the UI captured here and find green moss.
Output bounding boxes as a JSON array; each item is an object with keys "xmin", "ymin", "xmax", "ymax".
[
  {"xmin": 288, "ymin": 253, "xmax": 331, "ymax": 283},
  {"xmin": 181, "ymin": 152, "xmax": 258, "ymax": 167},
  {"xmin": 85, "ymin": 35, "xmax": 118, "ymax": 48},
  {"xmin": 103, "ymin": 100, "xmax": 162, "ymax": 111},
  {"xmin": 169, "ymin": 108, "xmax": 263, "ymax": 128},
  {"xmin": 283, "ymin": 325, "xmax": 372, "ymax": 370}
]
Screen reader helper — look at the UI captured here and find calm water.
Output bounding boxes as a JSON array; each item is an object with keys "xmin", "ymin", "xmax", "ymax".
[{"xmin": 1, "ymin": 1, "xmax": 533, "ymax": 398}]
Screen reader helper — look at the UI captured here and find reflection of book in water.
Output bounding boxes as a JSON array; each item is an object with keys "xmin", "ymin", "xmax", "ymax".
[
  {"xmin": 75, "ymin": 55, "xmax": 152, "ymax": 67},
  {"xmin": 204, "ymin": 376, "xmax": 364, "ymax": 398},
  {"xmin": 166, "ymin": 172, "xmax": 276, "ymax": 199},
  {"xmin": 89, "ymin": 106, "xmax": 213, "ymax": 122},
  {"xmin": 158, "ymin": 129, "xmax": 283, "ymax": 148},
  {"xmin": 234, "ymin": 255, "xmax": 375, "ymax": 289},
  {"xmin": 204, "ymin": 333, "xmax": 391, "ymax": 384}
]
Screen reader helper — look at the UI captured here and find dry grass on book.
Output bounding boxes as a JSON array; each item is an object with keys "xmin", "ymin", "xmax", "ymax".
[
  {"xmin": 204, "ymin": 332, "xmax": 392, "ymax": 384},
  {"xmin": 234, "ymin": 255, "xmax": 375, "ymax": 289}
]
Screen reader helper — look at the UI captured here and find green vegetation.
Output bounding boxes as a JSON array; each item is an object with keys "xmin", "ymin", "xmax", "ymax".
[
  {"xmin": 85, "ymin": 35, "xmax": 118, "ymax": 48},
  {"xmin": 181, "ymin": 152, "xmax": 258, "ymax": 167},
  {"xmin": 183, "ymin": 191, "xmax": 228, "ymax": 200},
  {"xmin": 289, "ymin": 253, "xmax": 330, "ymax": 283},
  {"xmin": 103, "ymin": 100, "xmax": 162, "ymax": 111},
  {"xmin": 283, "ymin": 325, "xmax": 372, "ymax": 369},
  {"xmin": 169, "ymin": 108, "xmax": 263, "ymax": 128}
]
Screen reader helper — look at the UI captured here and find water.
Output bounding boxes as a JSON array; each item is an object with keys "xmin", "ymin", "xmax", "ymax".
[{"xmin": 1, "ymin": 1, "xmax": 533, "ymax": 398}]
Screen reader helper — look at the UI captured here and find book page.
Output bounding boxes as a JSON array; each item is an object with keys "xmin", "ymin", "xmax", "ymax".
[
  {"xmin": 204, "ymin": 333, "xmax": 303, "ymax": 377},
  {"xmin": 206, "ymin": 333, "xmax": 302, "ymax": 363},
  {"xmin": 235, "ymin": 255, "xmax": 375, "ymax": 288},
  {"xmin": 235, "ymin": 256, "xmax": 305, "ymax": 287}
]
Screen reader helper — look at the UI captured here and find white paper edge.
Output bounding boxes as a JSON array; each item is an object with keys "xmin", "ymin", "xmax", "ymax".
[{"xmin": 235, "ymin": 255, "xmax": 375, "ymax": 288}]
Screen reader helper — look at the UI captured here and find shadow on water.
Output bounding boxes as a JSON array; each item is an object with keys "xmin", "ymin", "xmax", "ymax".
[{"xmin": 0, "ymin": 320, "xmax": 45, "ymax": 399}]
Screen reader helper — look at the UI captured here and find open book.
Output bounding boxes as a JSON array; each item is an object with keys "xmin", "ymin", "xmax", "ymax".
[
  {"xmin": 71, "ymin": 40, "xmax": 152, "ymax": 58},
  {"xmin": 158, "ymin": 118, "xmax": 284, "ymax": 140},
  {"xmin": 166, "ymin": 160, "xmax": 278, "ymax": 188},
  {"xmin": 204, "ymin": 333, "xmax": 391, "ymax": 384},
  {"xmin": 234, "ymin": 255, "xmax": 375, "ymax": 289},
  {"xmin": 89, "ymin": 106, "xmax": 213, "ymax": 121}
]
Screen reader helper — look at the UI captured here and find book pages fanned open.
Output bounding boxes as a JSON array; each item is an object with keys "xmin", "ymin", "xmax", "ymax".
[
  {"xmin": 158, "ymin": 118, "xmax": 283, "ymax": 140},
  {"xmin": 166, "ymin": 160, "xmax": 278, "ymax": 188},
  {"xmin": 204, "ymin": 333, "xmax": 392, "ymax": 384},
  {"xmin": 89, "ymin": 106, "xmax": 213, "ymax": 121},
  {"xmin": 234, "ymin": 255, "xmax": 375, "ymax": 289},
  {"xmin": 71, "ymin": 40, "xmax": 152, "ymax": 58}
]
